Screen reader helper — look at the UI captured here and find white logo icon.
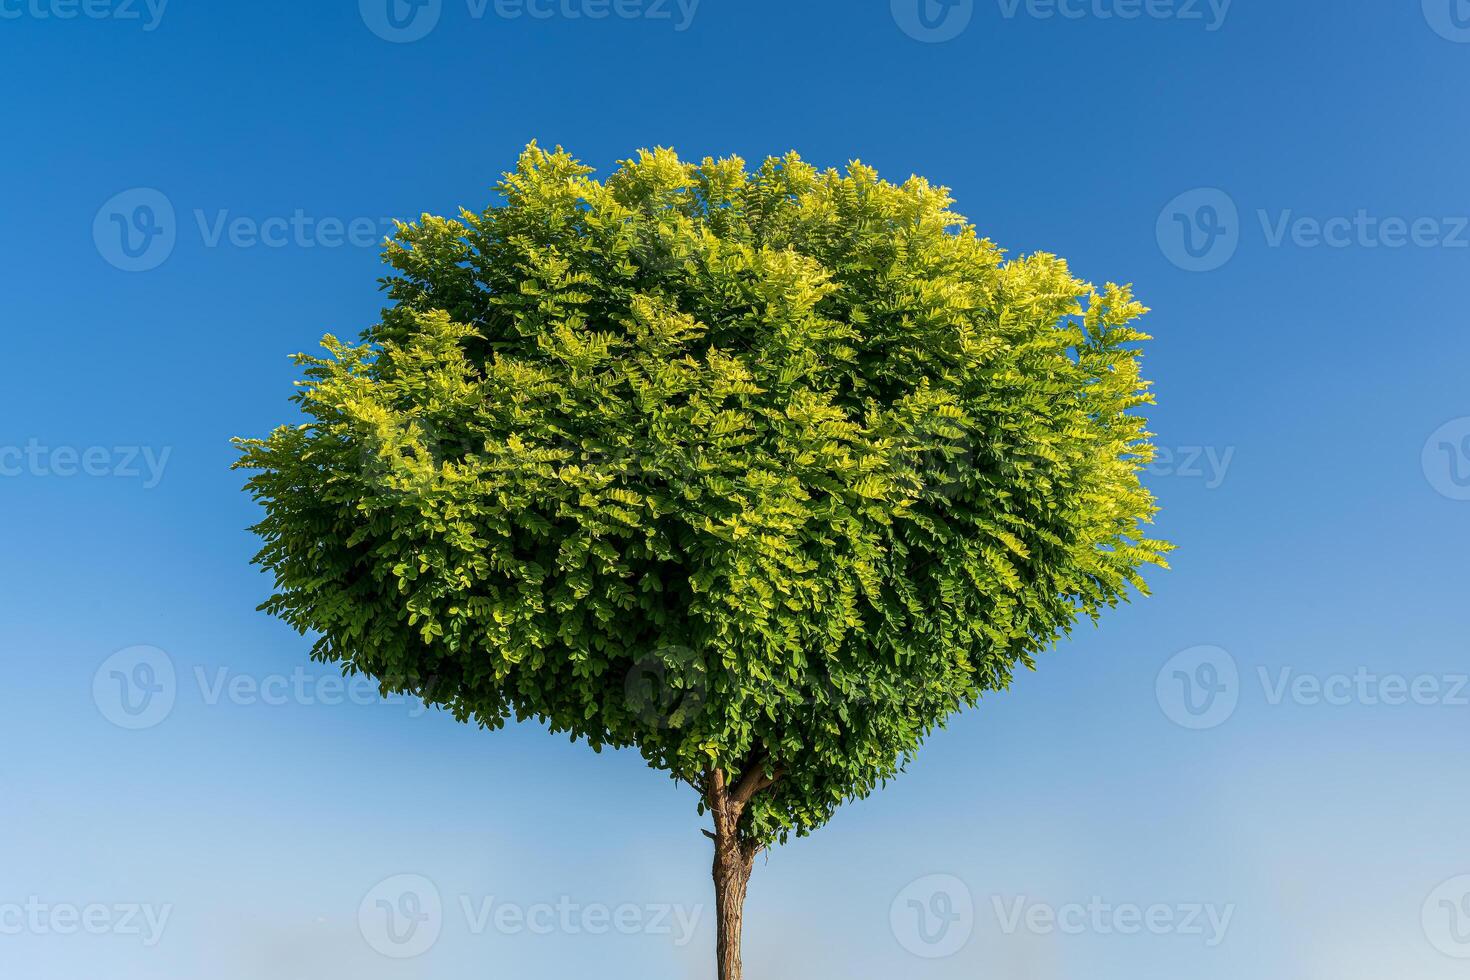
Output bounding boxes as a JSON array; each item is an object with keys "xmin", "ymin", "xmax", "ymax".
[
  {"xmin": 1424, "ymin": 0, "xmax": 1470, "ymax": 43},
  {"xmin": 359, "ymin": 874, "xmax": 443, "ymax": 958},
  {"xmin": 361, "ymin": 0, "xmax": 443, "ymax": 42},
  {"xmin": 892, "ymin": 0, "xmax": 974, "ymax": 43},
  {"xmin": 890, "ymin": 873, "xmax": 974, "ymax": 958},
  {"xmin": 93, "ymin": 645, "xmax": 177, "ymax": 730},
  {"xmin": 1423, "ymin": 417, "xmax": 1470, "ymax": 501},
  {"xmin": 1423, "ymin": 875, "xmax": 1470, "ymax": 957},
  {"xmin": 1156, "ymin": 645, "xmax": 1239, "ymax": 730},
  {"xmin": 1157, "ymin": 188, "xmax": 1239, "ymax": 272},
  {"xmin": 94, "ymin": 189, "xmax": 176, "ymax": 272}
]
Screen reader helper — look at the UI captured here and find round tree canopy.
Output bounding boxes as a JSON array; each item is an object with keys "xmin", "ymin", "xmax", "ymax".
[{"xmin": 236, "ymin": 144, "xmax": 1170, "ymax": 844}]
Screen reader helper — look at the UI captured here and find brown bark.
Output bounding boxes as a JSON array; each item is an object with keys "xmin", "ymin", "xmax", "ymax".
[
  {"xmin": 712, "ymin": 824, "xmax": 756, "ymax": 980},
  {"xmin": 705, "ymin": 764, "xmax": 776, "ymax": 980}
]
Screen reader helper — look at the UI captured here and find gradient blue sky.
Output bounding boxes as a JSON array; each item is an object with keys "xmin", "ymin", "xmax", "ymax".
[{"xmin": 3, "ymin": 2, "xmax": 1469, "ymax": 978}]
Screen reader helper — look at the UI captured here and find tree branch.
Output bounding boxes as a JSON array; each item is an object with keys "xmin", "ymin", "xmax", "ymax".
[{"xmin": 729, "ymin": 756, "xmax": 782, "ymax": 807}]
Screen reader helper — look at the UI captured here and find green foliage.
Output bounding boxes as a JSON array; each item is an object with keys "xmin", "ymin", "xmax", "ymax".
[{"xmin": 235, "ymin": 143, "xmax": 1170, "ymax": 845}]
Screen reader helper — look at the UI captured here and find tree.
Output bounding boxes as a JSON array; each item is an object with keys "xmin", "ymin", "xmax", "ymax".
[{"xmin": 235, "ymin": 143, "xmax": 1170, "ymax": 979}]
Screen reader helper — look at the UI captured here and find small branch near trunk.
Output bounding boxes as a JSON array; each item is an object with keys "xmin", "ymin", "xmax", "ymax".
[{"xmin": 730, "ymin": 757, "xmax": 782, "ymax": 808}]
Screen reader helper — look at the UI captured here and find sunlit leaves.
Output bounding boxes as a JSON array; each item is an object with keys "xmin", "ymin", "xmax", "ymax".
[{"xmin": 235, "ymin": 143, "xmax": 1170, "ymax": 846}]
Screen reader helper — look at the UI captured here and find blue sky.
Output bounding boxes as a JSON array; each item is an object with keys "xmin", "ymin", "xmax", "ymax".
[{"xmin": 3, "ymin": 2, "xmax": 1469, "ymax": 978}]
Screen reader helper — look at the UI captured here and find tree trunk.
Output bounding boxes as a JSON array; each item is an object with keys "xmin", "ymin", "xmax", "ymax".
[
  {"xmin": 706, "ymin": 764, "xmax": 775, "ymax": 980},
  {"xmin": 712, "ymin": 823, "xmax": 756, "ymax": 980}
]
